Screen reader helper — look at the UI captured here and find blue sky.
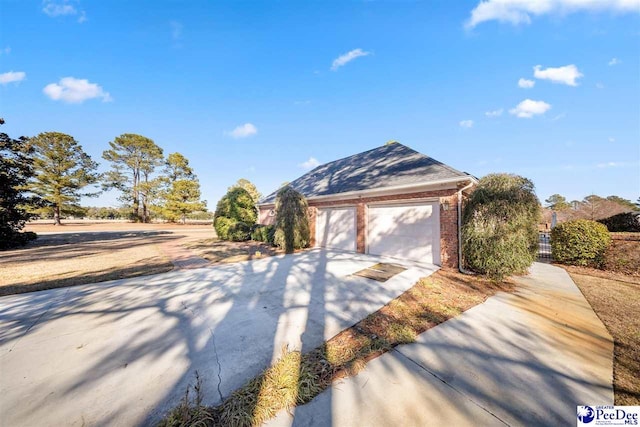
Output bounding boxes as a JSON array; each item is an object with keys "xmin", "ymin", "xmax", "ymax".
[{"xmin": 1, "ymin": 0, "xmax": 639, "ymax": 208}]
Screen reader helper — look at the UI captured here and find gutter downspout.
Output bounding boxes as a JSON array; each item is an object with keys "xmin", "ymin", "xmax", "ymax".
[{"xmin": 457, "ymin": 179, "xmax": 475, "ymax": 275}]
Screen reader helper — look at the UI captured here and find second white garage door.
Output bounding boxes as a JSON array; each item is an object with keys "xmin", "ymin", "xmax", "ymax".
[
  {"xmin": 316, "ymin": 207, "xmax": 357, "ymax": 252},
  {"xmin": 367, "ymin": 202, "xmax": 440, "ymax": 264}
]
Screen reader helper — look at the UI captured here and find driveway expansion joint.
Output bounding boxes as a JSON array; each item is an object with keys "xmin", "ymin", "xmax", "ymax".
[
  {"xmin": 2, "ymin": 287, "xmax": 71, "ymax": 358},
  {"xmin": 180, "ymin": 300, "xmax": 224, "ymax": 403},
  {"xmin": 392, "ymin": 348, "xmax": 511, "ymax": 427}
]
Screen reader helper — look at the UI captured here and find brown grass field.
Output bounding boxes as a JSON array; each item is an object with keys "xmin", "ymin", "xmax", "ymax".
[{"xmin": 1, "ymin": 220, "xmax": 215, "ymax": 296}]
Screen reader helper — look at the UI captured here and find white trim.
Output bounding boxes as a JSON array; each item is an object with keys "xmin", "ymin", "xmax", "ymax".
[
  {"xmin": 366, "ymin": 197, "xmax": 439, "ymax": 208},
  {"xmin": 257, "ymin": 176, "xmax": 476, "ymax": 207}
]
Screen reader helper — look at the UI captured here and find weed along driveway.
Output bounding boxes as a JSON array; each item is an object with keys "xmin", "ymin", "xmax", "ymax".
[{"xmin": 0, "ymin": 249, "xmax": 437, "ymax": 426}]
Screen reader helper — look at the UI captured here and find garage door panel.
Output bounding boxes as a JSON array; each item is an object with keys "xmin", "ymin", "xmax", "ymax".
[
  {"xmin": 316, "ymin": 208, "xmax": 356, "ymax": 252},
  {"xmin": 367, "ymin": 203, "xmax": 440, "ymax": 264}
]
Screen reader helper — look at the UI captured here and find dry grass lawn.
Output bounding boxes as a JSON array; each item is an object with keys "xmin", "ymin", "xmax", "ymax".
[
  {"xmin": 1, "ymin": 222, "xmax": 216, "ymax": 297},
  {"xmin": 161, "ymin": 269, "xmax": 515, "ymax": 427},
  {"xmin": 567, "ymin": 266, "xmax": 640, "ymax": 405}
]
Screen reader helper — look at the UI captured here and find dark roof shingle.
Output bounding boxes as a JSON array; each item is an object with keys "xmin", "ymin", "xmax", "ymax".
[{"xmin": 260, "ymin": 142, "xmax": 470, "ymax": 204}]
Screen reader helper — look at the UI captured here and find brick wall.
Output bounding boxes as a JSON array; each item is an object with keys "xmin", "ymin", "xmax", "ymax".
[{"xmin": 258, "ymin": 189, "xmax": 461, "ymax": 268}]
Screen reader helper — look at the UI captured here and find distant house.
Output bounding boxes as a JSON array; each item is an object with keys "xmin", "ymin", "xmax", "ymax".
[{"xmin": 258, "ymin": 142, "xmax": 476, "ymax": 268}]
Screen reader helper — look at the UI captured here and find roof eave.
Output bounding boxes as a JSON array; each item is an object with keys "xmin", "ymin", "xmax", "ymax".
[{"xmin": 257, "ymin": 176, "xmax": 476, "ymax": 207}]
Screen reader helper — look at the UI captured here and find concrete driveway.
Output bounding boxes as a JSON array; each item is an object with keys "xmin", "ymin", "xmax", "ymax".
[{"xmin": 0, "ymin": 249, "xmax": 437, "ymax": 426}]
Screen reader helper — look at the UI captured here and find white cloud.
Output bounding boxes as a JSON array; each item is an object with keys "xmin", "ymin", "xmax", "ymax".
[
  {"xmin": 518, "ymin": 78, "xmax": 535, "ymax": 88},
  {"xmin": 0, "ymin": 71, "xmax": 27, "ymax": 85},
  {"xmin": 0, "ymin": 47, "xmax": 10, "ymax": 55},
  {"xmin": 299, "ymin": 157, "xmax": 320, "ymax": 170},
  {"xmin": 43, "ymin": 77, "xmax": 112, "ymax": 103},
  {"xmin": 465, "ymin": 0, "xmax": 640, "ymax": 29},
  {"xmin": 533, "ymin": 64, "xmax": 583, "ymax": 86},
  {"xmin": 331, "ymin": 48, "xmax": 371, "ymax": 71},
  {"xmin": 551, "ymin": 112, "xmax": 566, "ymax": 121},
  {"xmin": 509, "ymin": 99, "xmax": 551, "ymax": 118},
  {"xmin": 227, "ymin": 123, "xmax": 257, "ymax": 139},
  {"xmin": 43, "ymin": 0, "xmax": 77, "ymax": 16},
  {"xmin": 43, "ymin": 1, "xmax": 86, "ymax": 22},
  {"xmin": 608, "ymin": 137, "xmax": 615, "ymax": 142},
  {"xmin": 0, "ymin": 71, "xmax": 26, "ymax": 84},
  {"xmin": 459, "ymin": 119, "xmax": 474, "ymax": 128},
  {"xmin": 597, "ymin": 161, "xmax": 622, "ymax": 168},
  {"xmin": 595, "ymin": 82, "xmax": 605, "ymax": 89},
  {"xmin": 485, "ymin": 108, "xmax": 504, "ymax": 118},
  {"xmin": 608, "ymin": 57, "xmax": 621, "ymax": 66}
]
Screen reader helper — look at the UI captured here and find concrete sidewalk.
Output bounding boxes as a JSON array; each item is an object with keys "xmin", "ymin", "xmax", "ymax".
[{"xmin": 267, "ymin": 262, "xmax": 614, "ymax": 427}]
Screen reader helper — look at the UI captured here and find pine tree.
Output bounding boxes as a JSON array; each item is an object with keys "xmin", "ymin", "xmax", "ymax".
[
  {"xmin": 102, "ymin": 134, "xmax": 163, "ymax": 222},
  {"xmin": 0, "ymin": 120, "xmax": 39, "ymax": 248},
  {"xmin": 228, "ymin": 178, "xmax": 261, "ymax": 204},
  {"xmin": 162, "ymin": 153, "xmax": 206, "ymax": 223},
  {"xmin": 29, "ymin": 132, "xmax": 100, "ymax": 225}
]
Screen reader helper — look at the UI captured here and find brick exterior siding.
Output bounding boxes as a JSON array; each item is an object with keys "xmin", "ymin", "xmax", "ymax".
[{"xmin": 259, "ymin": 188, "xmax": 461, "ymax": 269}]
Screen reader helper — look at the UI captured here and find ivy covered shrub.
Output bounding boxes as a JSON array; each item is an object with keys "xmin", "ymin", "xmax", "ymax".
[
  {"xmin": 462, "ymin": 173, "xmax": 541, "ymax": 280},
  {"xmin": 598, "ymin": 212, "xmax": 640, "ymax": 232},
  {"xmin": 551, "ymin": 219, "xmax": 611, "ymax": 267},
  {"xmin": 214, "ymin": 187, "xmax": 257, "ymax": 241},
  {"xmin": 274, "ymin": 187, "xmax": 310, "ymax": 253}
]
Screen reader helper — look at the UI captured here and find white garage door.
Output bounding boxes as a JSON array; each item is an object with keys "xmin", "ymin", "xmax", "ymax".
[
  {"xmin": 316, "ymin": 207, "xmax": 357, "ymax": 252},
  {"xmin": 367, "ymin": 202, "xmax": 440, "ymax": 264}
]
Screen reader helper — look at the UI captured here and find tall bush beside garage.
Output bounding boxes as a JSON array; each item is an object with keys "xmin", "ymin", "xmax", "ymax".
[
  {"xmin": 462, "ymin": 173, "xmax": 541, "ymax": 280},
  {"xmin": 214, "ymin": 187, "xmax": 257, "ymax": 241},
  {"xmin": 274, "ymin": 186, "xmax": 310, "ymax": 254},
  {"xmin": 551, "ymin": 219, "xmax": 611, "ymax": 267}
]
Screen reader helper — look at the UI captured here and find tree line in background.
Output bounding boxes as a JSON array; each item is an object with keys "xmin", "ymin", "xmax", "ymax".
[
  {"xmin": 0, "ymin": 120, "xmax": 209, "ymax": 248},
  {"xmin": 543, "ymin": 193, "xmax": 639, "ymax": 222}
]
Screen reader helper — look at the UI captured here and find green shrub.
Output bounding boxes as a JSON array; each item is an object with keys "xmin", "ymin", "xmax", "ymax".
[
  {"xmin": 462, "ymin": 173, "xmax": 541, "ymax": 280},
  {"xmin": 274, "ymin": 187, "xmax": 310, "ymax": 253},
  {"xmin": 598, "ymin": 212, "xmax": 640, "ymax": 232},
  {"xmin": 214, "ymin": 187, "xmax": 257, "ymax": 241},
  {"xmin": 214, "ymin": 217, "xmax": 252, "ymax": 242},
  {"xmin": 251, "ymin": 224, "xmax": 275, "ymax": 244},
  {"xmin": 551, "ymin": 219, "xmax": 611, "ymax": 267}
]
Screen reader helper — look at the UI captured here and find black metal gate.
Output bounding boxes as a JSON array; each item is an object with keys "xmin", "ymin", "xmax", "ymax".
[{"xmin": 538, "ymin": 232, "xmax": 552, "ymax": 261}]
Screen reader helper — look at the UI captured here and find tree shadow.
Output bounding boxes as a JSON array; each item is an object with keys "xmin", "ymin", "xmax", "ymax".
[{"xmin": 0, "ymin": 249, "xmax": 417, "ymax": 426}]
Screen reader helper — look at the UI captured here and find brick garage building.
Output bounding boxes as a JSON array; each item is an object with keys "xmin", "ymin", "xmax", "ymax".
[{"xmin": 258, "ymin": 142, "xmax": 476, "ymax": 269}]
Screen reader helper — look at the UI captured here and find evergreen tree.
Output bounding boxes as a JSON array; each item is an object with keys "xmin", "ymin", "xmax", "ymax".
[
  {"xmin": 274, "ymin": 186, "xmax": 310, "ymax": 254},
  {"xmin": 162, "ymin": 153, "xmax": 206, "ymax": 223},
  {"xmin": 102, "ymin": 134, "xmax": 163, "ymax": 222},
  {"xmin": 544, "ymin": 194, "xmax": 570, "ymax": 211},
  {"xmin": 0, "ymin": 120, "xmax": 39, "ymax": 248},
  {"xmin": 228, "ymin": 178, "xmax": 261, "ymax": 204},
  {"xmin": 29, "ymin": 132, "xmax": 100, "ymax": 225},
  {"xmin": 462, "ymin": 173, "xmax": 541, "ymax": 280}
]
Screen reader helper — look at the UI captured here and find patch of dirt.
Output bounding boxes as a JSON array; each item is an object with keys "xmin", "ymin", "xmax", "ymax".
[
  {"xmin": 185, "ymin": 239, "xmax": 284, "ymax": 263},
  {"xmin": 569, "ymin": 271, "xmax": 640, "ymax": 405},
  {"xmin": 603, "ymin": 239, "xmax": 640, "ymax": 276}
]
